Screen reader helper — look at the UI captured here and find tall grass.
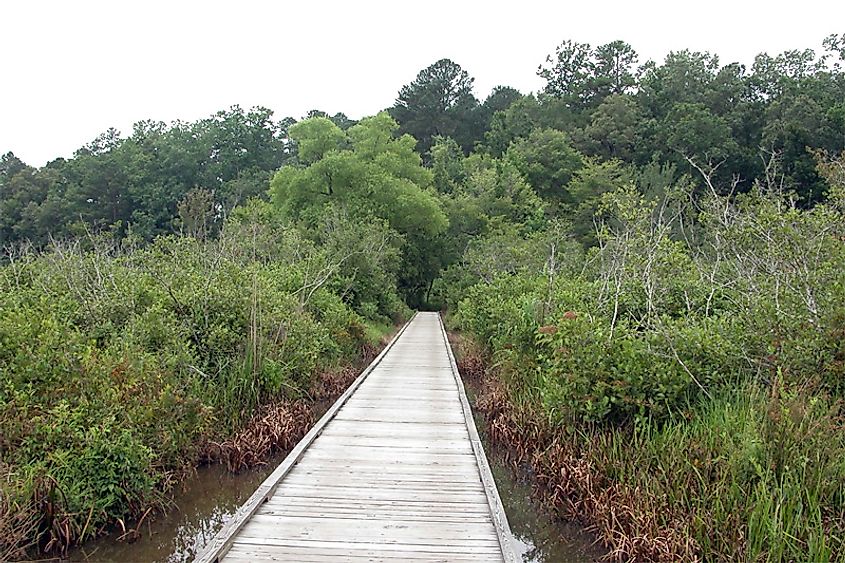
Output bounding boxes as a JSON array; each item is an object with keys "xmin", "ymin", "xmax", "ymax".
[
  {"xmin": 471, "ymin": 353, "xmax": 845, "ymax": 562},
  {"xmin": 602, "ymin": 385, "xmax": 845, "ymax": 561}
]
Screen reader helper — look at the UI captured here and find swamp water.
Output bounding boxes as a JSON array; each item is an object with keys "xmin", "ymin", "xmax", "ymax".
[{"xmin": 66, "ymin": 393, "xmax": 604, "ymax": 562}]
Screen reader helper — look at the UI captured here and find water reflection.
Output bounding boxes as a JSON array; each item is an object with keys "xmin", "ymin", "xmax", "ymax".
[
  {"xmin": 67, "ymin": 397, "xmax": 605, "ymax": 562},
  {"xmin": 68, "ymin": 459, "xmax": 281, "ymax": 562},
  {"xmin": 489, "ymin": 455, "xmax": 603, "ymax": 562}
]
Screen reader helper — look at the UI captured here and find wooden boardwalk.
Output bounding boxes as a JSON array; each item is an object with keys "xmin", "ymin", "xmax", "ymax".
[{"xmin": 196, "ymin": 312, "xmax": 514, "ymax": 562}]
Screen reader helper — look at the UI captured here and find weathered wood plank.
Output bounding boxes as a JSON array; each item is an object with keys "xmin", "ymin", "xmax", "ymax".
[
  {"xmin": 436, "ymin": 313, "xmax": 517, "ymax": 562},
  {"xmin": 195, "ymin": 313, "xmax": 513, "ymax": 562},
  {"xmin": 268, "ymin": 486, "xmax": 489, "ymax": 504},
  {"xmin": 193, "ymin": 314, "xmax": 416, "ymax": 563},
  {"xmin": 256, "ymin": 508, "xmax": 493, "ymax": 523},
  {"xmin": 287, "ymin": 464, "xmax": 479, "ymax": 477},
  {"xmin": 238, "ymin": 514, "xmax": 499, "ymax": 540},
  {"xmin": 225, "ymin": 543, "xmax": 499, "ymax": 562},
  {"xmin": 279, "ymin": 473, "xmax": 484, "ymax": 489},
  {"xmin": 225, "ymin": 537, "xmax": 504, "ymax": 556},
  {"xmin": 231, "ymin": 535, "xmax": 502, "ymax": 551},
  {"xmin": 262, "ymin": 497, "xmax": 493, "ymax": 514}
]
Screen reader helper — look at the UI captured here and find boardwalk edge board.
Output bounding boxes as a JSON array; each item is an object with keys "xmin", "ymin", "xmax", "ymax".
[
  {"xmin": 437, "ymin": 313, "xmax": 518, "ymax": 563},
  {"xmin": 194, "ymin": 313, "xmax": 418, "ymax": 563}
]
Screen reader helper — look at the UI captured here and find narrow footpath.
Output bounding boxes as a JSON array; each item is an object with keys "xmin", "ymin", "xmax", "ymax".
[{"xmin": 196, "ymin": 312, "xmax": 514, "ymax": 562}]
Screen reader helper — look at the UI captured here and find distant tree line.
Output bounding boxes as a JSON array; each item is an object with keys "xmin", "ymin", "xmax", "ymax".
[
  {"xmin": 2, "ymin": 35, "xmax": 844, "ymax": 305},
  {"xmin": 392, "ymin": 36, "xmax": 845, "ymax": 204}
]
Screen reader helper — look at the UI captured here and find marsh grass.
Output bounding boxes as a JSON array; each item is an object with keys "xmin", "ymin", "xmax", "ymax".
[
  {"xmin": 471, "ymin": 350, "xmax": 845, "ymax": 562},
  {"xmin": 454, "ymin": 266, "xmax": 845, "ymax": 561}
]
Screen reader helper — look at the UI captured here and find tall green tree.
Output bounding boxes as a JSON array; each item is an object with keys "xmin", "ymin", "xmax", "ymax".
[
  {"xmin": 505, "ymin": 128, "xmax": 585, "ymax": 206},
  {"xmin": 270, "ymin": 112, "xmax": 448, "ymax": 305},
  {"xmin": 637, "ymin": 50, "xmax": 721, "ymax": 118},
  {"xmin": 390, "ymin": 59, "xmax": 481, "ymax": 156},
  {"xmin": 574, "ymin": 94, "xmax": 645, "ymax": 160},
  {"xmin": 591, "ymin": 40, "xmax": 640, "ymax": 97},
  {"xmin": 538, "ymin": 39, "xmax": 594, "ymax": 103},
  {"xmin": 539, "ymin": 40, "xmax": 639, "ymax": 107},
  {"xmin": 481, "ymin": 94, "xmax": 578, "ymax": 157}
]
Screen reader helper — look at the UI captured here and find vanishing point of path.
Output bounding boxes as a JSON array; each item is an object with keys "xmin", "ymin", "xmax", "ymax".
[{"xmin": 196, "ymin": 312, "xmax": 515, "ymax": 562}]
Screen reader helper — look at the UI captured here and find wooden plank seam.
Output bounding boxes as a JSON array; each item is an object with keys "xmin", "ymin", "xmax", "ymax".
[
  {"xmin": 194, "ymin": 313, "xmax": 418, "ymax": 563},
  {"xmin": 437, "ymin": 312, "xmax": 518, "ymax": 563}
]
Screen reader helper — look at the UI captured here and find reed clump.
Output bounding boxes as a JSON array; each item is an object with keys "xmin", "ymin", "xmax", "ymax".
[
  {"xmin": 202, "ymin": 401, "xmax": 313, "ymax": 473},
  {"xmin": 470, "ymin": 359, "xmax": 845, "ymax": 562}
]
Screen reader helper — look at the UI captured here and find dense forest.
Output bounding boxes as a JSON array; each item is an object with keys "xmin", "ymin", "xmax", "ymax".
[{"xmin": 2, "ymin": 34, "xmax": 845, "ymax": 561}]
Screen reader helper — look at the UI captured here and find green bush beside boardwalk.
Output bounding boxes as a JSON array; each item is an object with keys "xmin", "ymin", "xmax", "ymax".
[{"xmin": 0, "ymin": 217, "xmax": 406, "ymax": 555}]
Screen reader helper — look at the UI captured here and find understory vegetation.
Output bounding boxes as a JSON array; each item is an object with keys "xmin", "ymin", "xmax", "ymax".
[
  {"xmin": 451, "ymin": 154, "xmax": 845, "ymax": 561},
  {"xmin": 0, "ymin": 206, "xmax": 408, "ymax": 557},
  {"xmin": 3, "ymin": 33, "xmax": 845, "ymax": 561}
]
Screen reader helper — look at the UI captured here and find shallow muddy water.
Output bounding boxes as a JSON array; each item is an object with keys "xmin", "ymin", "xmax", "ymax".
[
  {"xmin": 492, "ymin": 455, "xmax": 604, "ymax": 562},
  {"xmin": 67, "ymin": 458, "xmax": 284, "ymax": 562},
  {"xmin": 65, "ymin": 389, "xmax": 603, "ymax": 562},
  {"xmin": 468, "ymin": 385, "xmax": 606, "ymax": 563}
]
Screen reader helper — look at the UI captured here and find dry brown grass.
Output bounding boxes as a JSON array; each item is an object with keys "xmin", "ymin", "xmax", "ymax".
[
  {"xmin": 475, "ymin": 379, "xmax": 700, "ymax": 562},
  {"xmin": 0, "ymin": 483, "xmax": 40, "ymax": 561},
  {"xmin": 310, "ymin": 366, "xmax": 359, "ymax": 401},
  {"xmin": 200, "ymin": 359, "xmax": 377, "ymax": 474},
  {"xmin": 202, "ymin": 401, "xmax": 313, "ymax": 473},
  {"xmin": 360, "ymin": 341, "xmax": 380, "ymax": 365},
  {"xmin": 452, "ymin": 334, "xmax": 488, "ymax": 382}
]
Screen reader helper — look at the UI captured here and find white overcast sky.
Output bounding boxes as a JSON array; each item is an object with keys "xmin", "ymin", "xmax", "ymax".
[{"xmin": 2, "ymin": 0, "xmax": 842, "ymax": 166}]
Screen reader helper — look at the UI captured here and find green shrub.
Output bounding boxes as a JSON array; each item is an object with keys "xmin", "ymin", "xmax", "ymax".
[{"xmin": 0, "ymin": 221, "xmax": 395, "ymax": 555}]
